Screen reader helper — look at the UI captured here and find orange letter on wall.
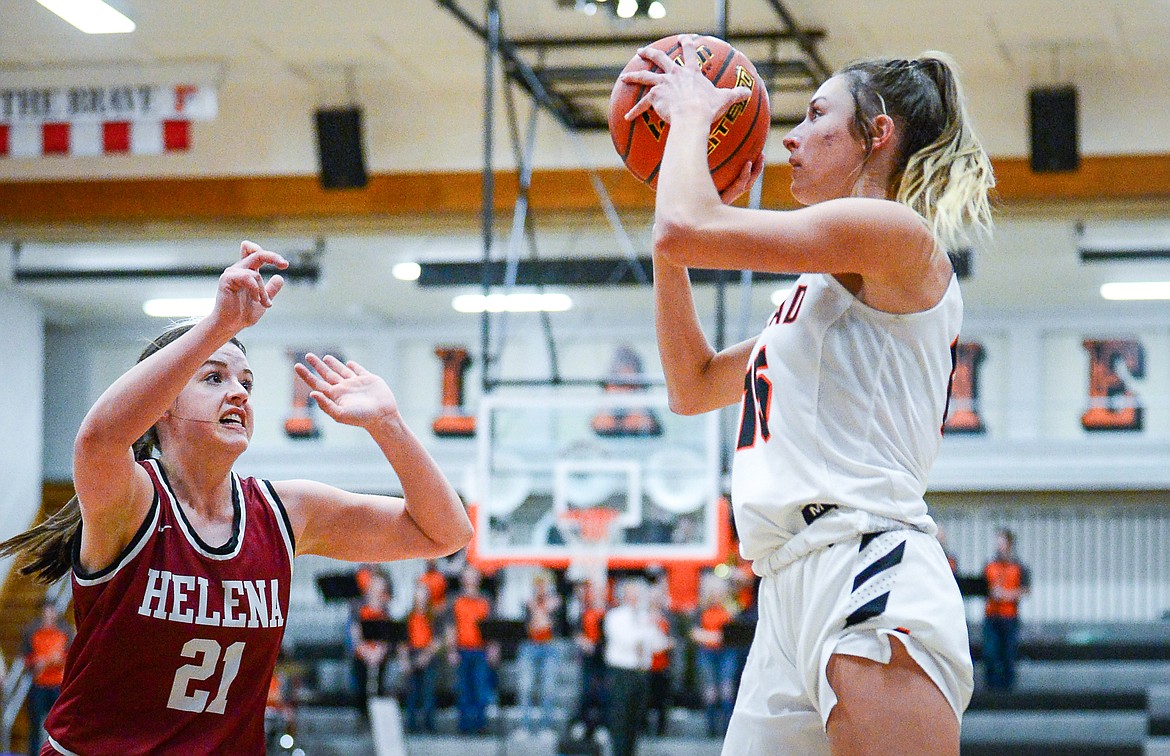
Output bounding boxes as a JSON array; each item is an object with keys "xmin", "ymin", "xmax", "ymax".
[
  {"xmin": 433, "ymin": 346, "xmax": 476, "ymax": 437},
  {"xmin": 943, "ymin": 341, "xmax": 985, "ymax": 434},
  {"xmin": 284, "ymin": 348, "xmax": 341, "ymax": 439},
  {"xmin": 1081, "ymin": 338, "xmax": 1145, "ymax": 431}
]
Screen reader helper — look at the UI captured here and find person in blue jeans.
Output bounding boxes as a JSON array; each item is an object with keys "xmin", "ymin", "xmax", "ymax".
[
  {"xmin": 403, "ymin": 582, "xmax": 441, "ymax": 732},
  {"xmin": 690, "ymin": 578, "xmax": 738, "ymax": 737},
  {"xmin": 517, "ymin": 571, "xmax": 562, "ymax": 732},
  {"xmin": 983, "ymin": 528, "xmax": 1030, "ymax": 691},
  {"xmin": 446, "ymin": 567, "xmax": 494, "ymax": 734}
]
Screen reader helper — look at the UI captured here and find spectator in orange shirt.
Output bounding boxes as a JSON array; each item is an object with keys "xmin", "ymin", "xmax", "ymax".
[
  {"xmin": 402, "ymin": 581, "xmax": 441, "ymax": 733},
  {"xmin": 349, "ymin": 570, "xmax": 393, "ymax": 719},
  {"xmin": 446, "ymin": 566, "xmax": 493, "ymax": 734},
  {"xmin": 690, "ymin": 577, "xmax": 737, "ymax": 737},
  {"xmin": 23, "ymin": 599, "xmax": 72, "ymax": 756},
  {"xmin": 420, "ymin": 558, "xmax": 449, "ymax": 613},
  {"xmin": 983, "ymin": 528, "xmax": 1030, "ymax": 692},
  {"xmin": 517, "ymin": 571, "xmax": 562, "ymax": 733}
]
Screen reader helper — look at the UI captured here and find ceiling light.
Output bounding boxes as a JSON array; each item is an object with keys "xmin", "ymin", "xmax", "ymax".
[
  {"xmin": 647, "ymin": 1, "xmax": 665, "ymax": 18},
  {"xmin": 582, "ymin": 2, "xmax": 597, "ymax": 15},
  {"xmin": 36, "ymin": 0, "xmax": 136, "ymax": 34},
  {"xmin": 1100, "ymin": 282, "xmax": 1170, "ymax": 301},
  {"xmin": 770, "ymin": 287, "xmax": 792, "ymax": 306},
  {"xmin": 452, "ymin": 292, "xmax": 573, "ymax": 313},
  {"xmin": 143, "ymin": 298, "xmax": 215, "ymax": 318},
  {"xmin": 616, "ymin": 0, "xmax": 637, "ymax": 18},
  {"xmin": 392, "ymin": 262, "xmax": 421, "ymax": 281}
]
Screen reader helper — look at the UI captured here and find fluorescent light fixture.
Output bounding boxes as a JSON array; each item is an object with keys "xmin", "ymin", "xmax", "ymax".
[
  {"xmin": 452, "ymin": 292, "xmax": 573, "ymax": 313},
  {"xmin": 770, "ymin": 287, "xmax": 793, "ymax": 306},
  {"xmin": 392, "ymin": 262, "xmax": 421, "ymax": 281},
  {"xmin": 1100, "ymin": 282, "xmax": 1170, "ymax": 301},
  {"xmin": 36, "ymin": 0, "xmax": 136, "ymax": 33},
  {"xmin": 143, "ymin": 298, "xmax": 215, "ymax": 318},
  {"xmin": 647, "ymin": 1, "xmax": 666, "ymax": 18}
]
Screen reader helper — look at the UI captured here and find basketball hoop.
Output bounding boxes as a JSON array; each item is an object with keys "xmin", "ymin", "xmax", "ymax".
[{"xmin": 558, "ymin": 507, "xmax": 620, "ymax": 587}]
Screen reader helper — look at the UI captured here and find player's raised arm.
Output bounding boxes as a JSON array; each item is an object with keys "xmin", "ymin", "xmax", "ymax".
[
  {"xmin": 72, "ymin": 242, "xmax": 287, "ymax": 570},
  {"xmin": 277, "ymin": 353, "xmax": 472, "ymax": 562}
]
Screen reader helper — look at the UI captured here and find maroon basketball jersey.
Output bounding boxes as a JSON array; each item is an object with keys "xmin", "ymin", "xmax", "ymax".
[{"xmin": 44, "ymin": 459, "xmax": 294, "ymax": 755}]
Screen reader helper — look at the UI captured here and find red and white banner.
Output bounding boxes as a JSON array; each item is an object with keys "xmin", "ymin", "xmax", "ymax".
[
  {"xmin": 0, "ymin": 83, "xmax": 214, "ymax": 158},
  {"xmin": 0, "ymin": 120, "xmax": 190, "ymax": 157}
]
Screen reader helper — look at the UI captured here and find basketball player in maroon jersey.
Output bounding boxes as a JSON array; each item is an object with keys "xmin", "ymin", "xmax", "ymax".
[{"xmin": 1, "ymin": 242, "xmax": 472, "ymax": 754}]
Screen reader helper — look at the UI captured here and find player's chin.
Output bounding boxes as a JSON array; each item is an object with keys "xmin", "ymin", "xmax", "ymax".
[
  {"xmin": 217, "ymin": 423, "xmax": 253, "ymax": 447},
  {"xmin": 788, "ymin": 179, "xmax": 817, "ymax": 207}
]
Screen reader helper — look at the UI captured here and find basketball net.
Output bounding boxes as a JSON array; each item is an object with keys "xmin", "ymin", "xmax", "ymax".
[{"xmin": 559, "ymin": 507, "xmax": 619, "ymax": 590}]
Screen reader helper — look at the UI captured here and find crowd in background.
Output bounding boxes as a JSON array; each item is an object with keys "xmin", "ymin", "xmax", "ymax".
[
  {"xmin": 331, "ymin": 527, "xmax": 1033, "ymax": 745},
  {"xmin": 341, "ymin": 554, "xmax": 760, "ymax": 747}
]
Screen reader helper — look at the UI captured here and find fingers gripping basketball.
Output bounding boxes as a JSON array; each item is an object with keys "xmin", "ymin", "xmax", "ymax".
[{"xmin": 608, "ymin": 34, "xmax": 770, "ymax": 192}]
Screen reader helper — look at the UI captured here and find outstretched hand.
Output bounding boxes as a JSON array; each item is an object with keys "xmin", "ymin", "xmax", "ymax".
[
  {"xmin": 211, "ymin": 241, "xmax": 288, "ymax": 333},
  {"xmin": 295, "ymin": 354, "xmax": 400, "ymax": 430},
  {"xmin": 620, "ymin": 35, "xmax": 753, "ymax": 127}
]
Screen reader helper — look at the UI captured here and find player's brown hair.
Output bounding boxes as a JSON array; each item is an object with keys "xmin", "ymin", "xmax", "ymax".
[
  {"xmin": 838, "ymin": 51, "xmax": 995, "ymax": 250},
  {"xmin": 0, "ymin": 322, "xmax": 245, "ymax": 583}
]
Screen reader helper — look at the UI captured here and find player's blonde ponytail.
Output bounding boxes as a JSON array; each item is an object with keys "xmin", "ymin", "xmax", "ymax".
[
  {"xmin": 0, "ymin": 322, "xmax": 245, "ymax": 583},
  {"xmin": 839, "ymin": 52, "xmax": 994, "ymax": 250}
]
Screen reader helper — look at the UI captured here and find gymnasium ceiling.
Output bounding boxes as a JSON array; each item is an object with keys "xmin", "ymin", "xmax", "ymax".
[{"xmin": 3, "ymin": 0, "xmax": 1170, "ymax": 328}]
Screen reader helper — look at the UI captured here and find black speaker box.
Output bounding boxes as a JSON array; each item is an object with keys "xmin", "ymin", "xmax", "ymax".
[
  {"xmin": 314, "ymin": 107, "xmax": 368, "ymax": 189},
  {"xmin": 1029, "ymin": 86, "xmax": 1079, "ymax": 173}
]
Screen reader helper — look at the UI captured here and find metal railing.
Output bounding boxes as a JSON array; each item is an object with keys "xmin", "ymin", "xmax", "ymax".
[{"xmin": 939, "ymin": 502, "xmax": 1170, "ymax": 623}]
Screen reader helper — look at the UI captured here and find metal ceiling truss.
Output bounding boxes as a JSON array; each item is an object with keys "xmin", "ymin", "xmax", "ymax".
[
  {"xmin": 443, "ymin": 0, "xmax": 830, "ymax": 130},
  {"xmin": 436, "ymin": 0, "xmax": 830, "ymax": 391}
]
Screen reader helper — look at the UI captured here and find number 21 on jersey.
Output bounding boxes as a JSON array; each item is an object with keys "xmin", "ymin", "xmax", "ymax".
[{"xmin": 168, "ymin": 638, "xmax": 245, "ymax": 714}]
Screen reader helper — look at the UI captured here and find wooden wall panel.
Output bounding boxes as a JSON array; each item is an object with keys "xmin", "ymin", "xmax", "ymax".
[{"xmin": 2, "ymin": 155, "xmax": 1170, "ymax": 226}]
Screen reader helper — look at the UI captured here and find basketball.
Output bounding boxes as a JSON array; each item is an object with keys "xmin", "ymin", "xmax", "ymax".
[{"xmin": 608, "ymin": 34, "xmax": 770, "ymax": 192}]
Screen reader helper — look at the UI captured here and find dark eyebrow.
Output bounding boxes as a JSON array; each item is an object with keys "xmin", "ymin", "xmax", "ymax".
[{"xmin": 202, "ymin": 359, "xmax": 254, "ymax": 379}]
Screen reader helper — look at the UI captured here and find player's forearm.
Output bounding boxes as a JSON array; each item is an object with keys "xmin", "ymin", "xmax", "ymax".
[
  {"xmin": 652, "ymin": 255, "xmax": 731, "ymax": 416},
  {"xmin": 76, "ymin": 318, "xmax": 236, "ymax": 452},
  {"xmin": 367, "ymin": 414, "xmax": 473, "ymax": 554},
  {"xmin": 653, "ymin": 109, "xmax": 724, "ymax": 264}
]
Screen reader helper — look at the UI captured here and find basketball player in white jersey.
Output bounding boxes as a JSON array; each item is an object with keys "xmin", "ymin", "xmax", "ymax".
[{"xmin": 621, "ymin": 39, "xmax": 994, "ymax": 755}]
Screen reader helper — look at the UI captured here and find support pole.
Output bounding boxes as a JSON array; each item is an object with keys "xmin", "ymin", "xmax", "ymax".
[{"xmin": 480, "ymin": 0, "xmax": 499, "ymax": 393}]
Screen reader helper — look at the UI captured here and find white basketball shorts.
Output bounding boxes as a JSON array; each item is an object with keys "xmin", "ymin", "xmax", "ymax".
[{"xmin": 722, "ymin": 522, "xmax": 973, "ymax": 755}]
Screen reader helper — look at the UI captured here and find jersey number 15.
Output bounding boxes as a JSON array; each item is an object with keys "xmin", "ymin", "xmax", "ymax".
[{"xmin": 736, "ymin": 347, "xmax": 772, "ymax": 450}]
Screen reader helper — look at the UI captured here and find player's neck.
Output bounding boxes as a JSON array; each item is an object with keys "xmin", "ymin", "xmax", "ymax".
[{"xmin": 159, "ymin": 455, "xmax": 235, "ymax": 522}]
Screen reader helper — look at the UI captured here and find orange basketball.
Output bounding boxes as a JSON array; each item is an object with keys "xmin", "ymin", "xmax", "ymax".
[{"xmin": 609, "ymin": 34, "xmax": 770, "ymax": 192}]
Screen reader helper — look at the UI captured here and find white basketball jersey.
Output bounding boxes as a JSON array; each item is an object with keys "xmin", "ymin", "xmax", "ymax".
[{"xmin": 730, "ymin": 272, "xmax": 962, "ymax": 562}]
